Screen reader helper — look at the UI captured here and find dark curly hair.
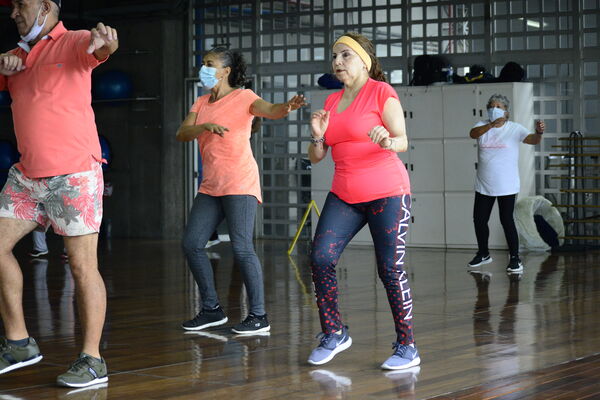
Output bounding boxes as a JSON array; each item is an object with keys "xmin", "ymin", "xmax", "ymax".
[
  {"xmin": 207, "ymin": 47, "xmax": 247, "ymax": 88},
  {"xmin": 339, "ymin": 32, "xmax": 387, "ymax": 83}
]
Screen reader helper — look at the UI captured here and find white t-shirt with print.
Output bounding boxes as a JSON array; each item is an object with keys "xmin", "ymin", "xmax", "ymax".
[{"xmin": 474, "ymin": 120, "xmax": 530, "ymax": 196}]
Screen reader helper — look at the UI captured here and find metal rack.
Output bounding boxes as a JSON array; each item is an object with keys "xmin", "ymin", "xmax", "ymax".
[{"xmin": 550, "ymin": 131, "xmax": 600, "ymax": 245}]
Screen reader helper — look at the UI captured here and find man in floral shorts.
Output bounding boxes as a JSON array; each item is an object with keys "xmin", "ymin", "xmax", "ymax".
[{"xmin": 0, "ymin": 0, "xmax": 118, "ymax": 388}]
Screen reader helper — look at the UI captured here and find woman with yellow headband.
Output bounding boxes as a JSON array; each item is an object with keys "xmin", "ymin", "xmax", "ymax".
[{"xmin": 307, "ymin": 32, "xmax": 419, "ymax": 370}]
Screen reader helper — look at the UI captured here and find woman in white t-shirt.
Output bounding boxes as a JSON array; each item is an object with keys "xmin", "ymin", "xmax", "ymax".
[{"xmin": 467, "ymin": 94, "xmax": 544, "ymax": 273}]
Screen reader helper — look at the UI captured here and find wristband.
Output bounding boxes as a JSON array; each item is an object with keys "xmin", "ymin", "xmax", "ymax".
[{"xmin": 311, "ymin": 137, "xmax": 325, "ymax": 144}]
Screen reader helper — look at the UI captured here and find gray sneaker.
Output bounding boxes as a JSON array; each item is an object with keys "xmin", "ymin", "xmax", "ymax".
[
  {"xmin": 381, "ymin": 343, "xmax": 421, "ymax": 370},
  {"xmin": 0, "ymin": 337, "xmax": 43, "ymax": 375},
  {"xmin": 56, "ymin": 353, "xmax": 108, "ymax": 388},
  {"xmin": 307, "ymin": 326, "xmax": 352, "ymax": 365}
]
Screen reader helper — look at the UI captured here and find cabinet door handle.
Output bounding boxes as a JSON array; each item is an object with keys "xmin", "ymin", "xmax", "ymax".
[
  {"xmin": 404, "ymin": 110, "xmax": 407, "ymax": 118},
  {"xmin": 479, "ymin": 109, "xmax": 483, "ymax": 117},
  {"xmin": 473, "ymin": 108, "xmax": 476, "ymax": 116},
  {"xmin": 410, "ymin": 111, "xmax": 413, "ymax": 119},
  {"xmin": 475, "ymin": 162, "xmax": 478, "ymax": 170},
  {"xmin": 411, "ymin": 216, "xmax": 414, "ymax": 223},
  {"xmin": 404, "ymin": 163, "xmax": 408, "ymax": 169},
  {"xmin": 410, "ymin": 163, "xmax": 414, "ymax": 171}
]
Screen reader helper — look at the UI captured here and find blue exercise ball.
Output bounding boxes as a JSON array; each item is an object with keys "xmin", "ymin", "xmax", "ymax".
[
  {"xmin": 0, "ymin": 140, "xmax": 19, "ymax": 170},
  {"xmin": 0, "ymin": 91, "xmax": 11, "ymax": 107},
  {"xmin": 99, "ymin": 135, "xmax": 112, "ymax": 170},
  {"xmin": 93, "ymin": 70, "xmax": 133, "ymax": 100}
]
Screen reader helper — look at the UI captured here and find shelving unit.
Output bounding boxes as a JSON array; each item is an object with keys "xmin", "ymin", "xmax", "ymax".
[{"xmin": 551, "ymin": 131, "xmax": 600, "ymax": 245}]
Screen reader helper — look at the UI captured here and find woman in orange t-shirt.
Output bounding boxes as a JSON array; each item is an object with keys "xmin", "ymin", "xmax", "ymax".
[
  {"xmin": 306, "ymin": 33, "xmax": 419, "ymax": 370},
  {"xmin": 176, "ymin": 48, "xmax": 305, "ymax": 335}
]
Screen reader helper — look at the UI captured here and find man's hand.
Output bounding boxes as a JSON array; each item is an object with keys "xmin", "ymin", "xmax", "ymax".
[
  {"xmin": 0, "ymin": 53, "xmax": 25, "ymax": 76},
  {"xmin": 87, "ymin": 22, "xmax": 119, "ymax": 58}
]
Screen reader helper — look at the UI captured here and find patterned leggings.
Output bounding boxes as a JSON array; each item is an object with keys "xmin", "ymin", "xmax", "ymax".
[{"xmin": 310, "ymin": 192, "xmax": 415, "ymax": 344}]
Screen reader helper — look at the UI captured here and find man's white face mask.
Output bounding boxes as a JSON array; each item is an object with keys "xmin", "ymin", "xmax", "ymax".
[{"xmin": 20, "ymin": 4, "xmax": 48, "ymax": 43}]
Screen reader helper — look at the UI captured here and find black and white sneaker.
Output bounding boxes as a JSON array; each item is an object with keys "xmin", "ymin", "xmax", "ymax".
[
  {"xmin": 506, "ymin": 256, "xmax": 524, "ymax": 274},
  {"xmin": 468, "ymin": 253, "xmax": 492, "ymax": 268},
  {"xmin": 231, "ymin": 314, "xmax": 270, "ymax": 334},
  {"xmin": 182, "ymin": 307, "xmax": 228, "ymax": 331}
]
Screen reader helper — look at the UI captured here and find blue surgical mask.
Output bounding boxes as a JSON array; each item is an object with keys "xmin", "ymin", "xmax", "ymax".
[
  {"xmin": 199, "ymin": 66, "xmax": 219, "ymax": 89},
  {"xmin": 20, "ymin": 4, "xmax": 48, "ymax": 43},
  {"xmin": 487, "ymin": 107, "xmax": 506, "ymax": 122}
]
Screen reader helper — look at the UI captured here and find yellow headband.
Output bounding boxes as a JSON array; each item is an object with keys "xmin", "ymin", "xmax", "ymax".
[{"xmin": 333, "ymin": 36, "xmax": 372, "ymax": 72}]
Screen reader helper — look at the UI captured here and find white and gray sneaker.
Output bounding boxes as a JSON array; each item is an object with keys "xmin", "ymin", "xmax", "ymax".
[
  {"xmin": 307, "ymin": 326, "xmax": 352, "ymax": 366},
  {"xmin": 381, "ymin": 343, "xmax": 421, "ymax": 370}
]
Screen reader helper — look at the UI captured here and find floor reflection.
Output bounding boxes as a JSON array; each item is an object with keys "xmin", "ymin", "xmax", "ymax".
[
  {"xmin": 29, "ymin": 258, "xmax": 75, "ymax": 339},
  {"xmin": 384, "ymin": 366, "xmax": 421, "ymax": 400},
  {"xmin": 5, "ymin": 240, "xmax": 600, "ymax": 399},
  {"xmin": 533, "ymin": 254, "xmax": 560, "ymax": 292},
  {"xmin": 310, "ymin": 369, "xmax": 352, "ymax": 400},
  {"xmin": 58, "ymin": 383, "xmax": 108, "ymax": 400},
  {"xmin": 470, "ymin": 270, "xmax": 494, "ymax": 347},
  {"xmin": 498, "ymin": 273, "xmax": 521, "ymax": 345},
  {"xmin": 0, "ymin": 394, "xmax": 26, "ymax": 400},
  {"xmin": 469, "ymin": 265, "xmax": 523, "ymax": 380}
]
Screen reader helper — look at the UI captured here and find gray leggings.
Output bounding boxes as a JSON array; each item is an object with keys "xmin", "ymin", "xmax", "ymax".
[{"xmin": 182, "ymin": 193, "xmax": 265, "ymax": 315}]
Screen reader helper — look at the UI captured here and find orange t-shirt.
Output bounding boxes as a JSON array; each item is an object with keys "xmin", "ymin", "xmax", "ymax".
[
  {"xmin": 0, "ymin": 22, "xmax": 106, "ymax": 178},
  {"xmin": 190, "ymin": 89, "xmax": 262, "ymax": 202},
  {"xmin": 323, "ymin": 78, "xmax": 410, "ymax": 203}
]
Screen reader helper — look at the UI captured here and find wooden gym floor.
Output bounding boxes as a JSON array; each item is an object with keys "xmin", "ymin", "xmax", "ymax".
[{"xmin": 1, "ymin": 238, "xmax": 599, "ymax": 399}]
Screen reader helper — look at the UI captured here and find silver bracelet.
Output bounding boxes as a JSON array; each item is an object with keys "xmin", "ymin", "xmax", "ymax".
[{"xmin": 311, "ymin": 137, "xmax": 325, "ymax": 144}]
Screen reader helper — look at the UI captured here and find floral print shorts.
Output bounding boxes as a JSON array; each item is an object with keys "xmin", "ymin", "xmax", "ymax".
[{"xmin": 0, "ymin": 162, "xmax": 103, "ymax": 236}]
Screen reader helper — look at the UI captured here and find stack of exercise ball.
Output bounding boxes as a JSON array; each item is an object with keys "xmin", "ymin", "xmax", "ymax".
[{"xmin": 92, "ymin": 70, "xmax": 133, "ymax": 101}]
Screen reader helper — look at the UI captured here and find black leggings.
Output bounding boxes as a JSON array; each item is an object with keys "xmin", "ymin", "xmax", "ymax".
[
  {"xmin": 473, "ymin": 192, "xmax": 519, "ymax": 257},
  {"xmin": 311, "ymin": 192, "xmax": 414, "ymax": 344}
]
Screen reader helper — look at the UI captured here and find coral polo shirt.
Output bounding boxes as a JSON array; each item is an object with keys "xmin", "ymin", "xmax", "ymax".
[{"xmin": 0, "ymin": 22, "xmax": 106, "ymax": 178}]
